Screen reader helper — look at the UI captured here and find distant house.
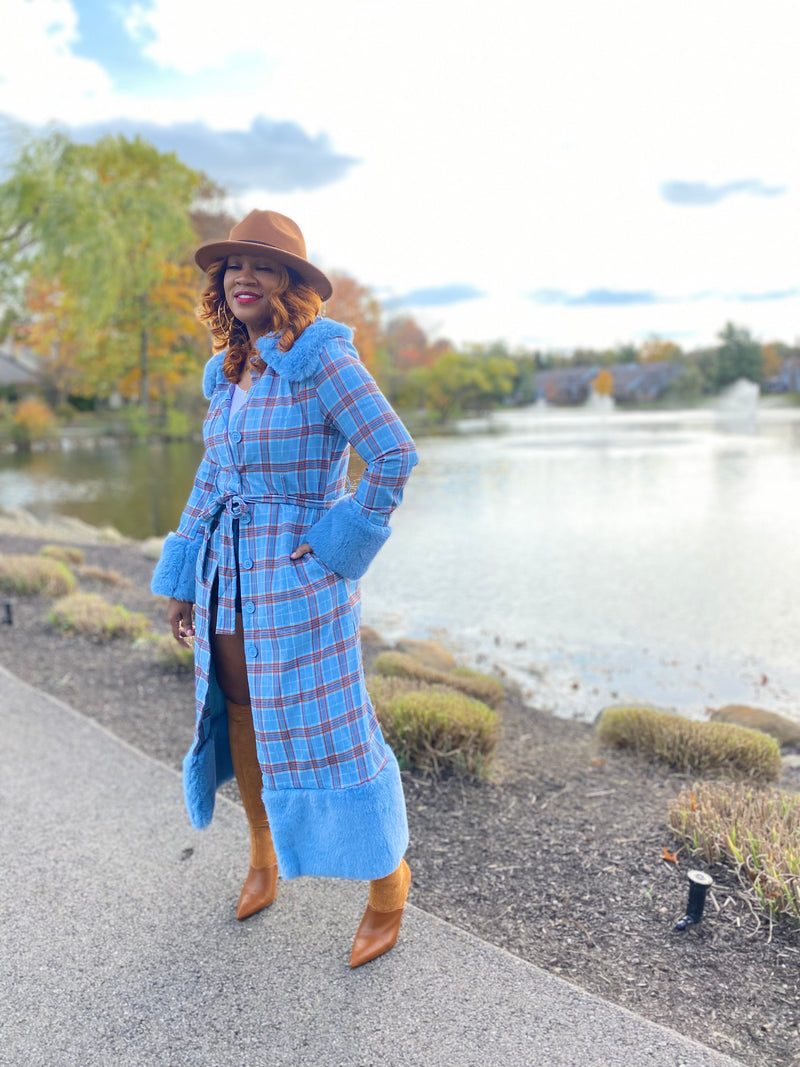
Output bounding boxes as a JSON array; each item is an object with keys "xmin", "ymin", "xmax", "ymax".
[
  {"xmin": 536, "ymin": 365, "xmax": 600, "ymax": 404},
  {"xmin": 535, "ymin": 360, "xmax": 682, "ymax": 405},
  {"xmin": 763, "ymin": 356, "xmax": 800, "ymax": 394},
  {"xmin": 607, "ymin": 361, "xmax": 682, "ymax": 402},
  {"xmin": 0, "ymin": 346, "xmax": 39, "ymax": 396}
]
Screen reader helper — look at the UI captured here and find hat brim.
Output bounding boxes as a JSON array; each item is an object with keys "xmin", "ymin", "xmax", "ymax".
[{"xmin": 195, "ymin": 239, "xmax": 332, "ymax": 301}]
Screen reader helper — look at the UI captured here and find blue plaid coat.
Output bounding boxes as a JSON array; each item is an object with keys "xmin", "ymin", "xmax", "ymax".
[{"xmin": 152, "ymin": 318, "xmax": 418, "ymax": 880}]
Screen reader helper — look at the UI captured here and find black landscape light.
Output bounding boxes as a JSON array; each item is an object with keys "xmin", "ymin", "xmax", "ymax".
[
  {"xmin": 2, "ymin": 600, "xmax": 12, "ymax": 626},
  {"xmin": 674, "ymin": 869, "xmax": 713, "ymax": 931}
]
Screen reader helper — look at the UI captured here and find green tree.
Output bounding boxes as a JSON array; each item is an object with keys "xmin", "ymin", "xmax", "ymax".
[
  {"xmin": 714, "ymin": 322, "xmax": 763, "ymax": 389},
  {"xmin": 405, "ymin": 350, "xmax": 517, "ymax": 422},
  {"xmin": 1, "ymin": 130, "xmax": 207, "ymax": 407}
]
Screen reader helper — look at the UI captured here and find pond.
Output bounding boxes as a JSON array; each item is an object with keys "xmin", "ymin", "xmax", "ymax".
[{"xmin": 3, "ymin": 399, "xmax": 799, "ymax": 723}]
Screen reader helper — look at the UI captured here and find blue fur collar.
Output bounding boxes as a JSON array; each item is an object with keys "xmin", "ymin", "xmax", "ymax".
[{"xmin": 202, "ymin": 318, "xmax": 353, "ymax": 398}]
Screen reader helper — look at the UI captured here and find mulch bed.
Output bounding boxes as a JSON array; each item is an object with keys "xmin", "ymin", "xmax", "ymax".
[{"xmin": 1, "ymin": 530, "xmax": 798, "ymax": 1067}]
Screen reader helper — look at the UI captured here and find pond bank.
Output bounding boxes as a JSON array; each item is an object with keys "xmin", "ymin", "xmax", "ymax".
[{"xmin": 0, "ymin": 522, "xmax": 799, "ymax": 1067}]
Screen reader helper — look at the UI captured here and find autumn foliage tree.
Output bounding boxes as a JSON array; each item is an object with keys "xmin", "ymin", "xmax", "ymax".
[
  {"xmin": 1, "ymin": 129, "xmax": 210, "ymax": 409},
  {"xmin": 384, "ymin": 315, "xmax": 434, "ymax": 372},
  {"xmin": 638, "ymin": 338, "xmax": 683, "ymax": 363},
  {"xmin": 324, "ymin": 270, "xmax": 384, "ymax": 377}
]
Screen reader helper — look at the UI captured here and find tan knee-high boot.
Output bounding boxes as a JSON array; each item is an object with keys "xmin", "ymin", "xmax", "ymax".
[
  {"xmin": 350, "ymin": 858, "xmax": 411, "ymax": 968},
  {"xmin": 226, "ymin": 699, "xmax": 278, "ymax": 920}
]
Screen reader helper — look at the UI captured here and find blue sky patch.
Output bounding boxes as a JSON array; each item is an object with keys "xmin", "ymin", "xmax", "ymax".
[
  {"xmin": 69, "ymin": 0, "xmax": 160, "ymax": 91},
  {"xmin": 383, "ymin": 284, "xmax": 485, "ymax": 309},
  {"xmin": 660, "ymin": 179, "xmax": 787, "ymax": 206},
  {"xmin": 529, "ymin": 289, "xmax": 659, "ymax": 307}
]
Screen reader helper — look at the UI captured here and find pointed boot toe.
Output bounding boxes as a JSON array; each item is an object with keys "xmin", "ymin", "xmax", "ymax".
[
  {"xmin": 349, "ymin": 904, "xmax": 405, "ymax": 968},
  {"xmin": 236, "ymin": 864, "xmax": 278, "ymax": 921}
]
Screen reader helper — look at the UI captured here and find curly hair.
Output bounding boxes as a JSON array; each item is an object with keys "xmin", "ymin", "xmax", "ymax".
[{"xmin": 197, "ymin": 260, "xmax": 323, "ymax": 383}]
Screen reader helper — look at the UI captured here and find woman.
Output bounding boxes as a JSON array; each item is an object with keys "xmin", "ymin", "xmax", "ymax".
[{"xmin": 151, "ymin": 209, "xmax": 417, "ymax": 967}]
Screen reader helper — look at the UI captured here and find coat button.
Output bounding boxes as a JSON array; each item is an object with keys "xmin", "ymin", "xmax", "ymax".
[
  {"xmin": 244, "ymin": 600, "xmax": 256, "ymax": 614},
  {"xmin": 241, "ymin": 557, "xmax": 254, "ymax": 569},
  {"xmin": 230, "ymin": 431, "xmax": 242, "ymax": 443},
  {"xmin": 246, "ymin": 644, "xmax": 258, "ymax": 659},
  {"xmin": 239, "ymin": 512, "xmax": 252, "ymax": 525}
]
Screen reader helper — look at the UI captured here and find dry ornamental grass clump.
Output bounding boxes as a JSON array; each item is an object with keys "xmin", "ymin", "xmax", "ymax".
[
  {"xmin": 597, "ymin": 705, "xmax": 781, "ymax": 781},
  {"xmin": 368, "ymin": 673, "xmax": 499, "ymax": 778},
  {"xmin": 48, "ymin": 592, "xmax": 151, "ymax": 642},
  {"xmin": 373, "ymin": 650, "xmax": 504, "ymax": 708},
  {"xmin": 669, "ymin": 781, "xmax": 800, "ymax": 921},
  {"xmin": 0, "ymin": 554, "xmax": 77, "ymax": 597},
  {"xmin": 76, "ymin": 565, "xmax": 127, "ymax": 586},
  {"xmin": 152, "ymin": 634, "xmax": 195, "ymax": 672},
  {"xmin": 39, "ymin": 544, "xmax": 86, "ymax": 566}
]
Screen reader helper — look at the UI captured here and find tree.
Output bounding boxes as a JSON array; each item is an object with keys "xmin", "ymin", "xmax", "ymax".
[
  {"xmin": 403, "ymin": 349, "xmax": 517, "ymax": 422},
  {"xmin": 639, "ymin": 338, "xmax": 683, "ymax": 363},
  {"xmin": 714, "ymin": 322, "xmax": 763, "ymax": 389},
  {"xmin": 324, "ymin": 271, "xmax": 384, "ymax": 377},
  {"xmin": 384, "ymin": 315, "xmax": 433, "ymax": 372},
  {"xmin": 761, "ymin": 342, "xmax": 787, "ymax": 381},
  {"xmin": 1, "ymin": 130, "xmax": 208, "ymax": 406},
  {"xmin": 592, "ymin": 368, "xmax": 614, "ymax": 396}
]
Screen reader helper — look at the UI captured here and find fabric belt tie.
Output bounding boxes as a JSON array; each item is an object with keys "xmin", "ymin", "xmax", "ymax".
[{"xmin": 200, "ymin": 492, "xmax": 333, "ymax": 526}]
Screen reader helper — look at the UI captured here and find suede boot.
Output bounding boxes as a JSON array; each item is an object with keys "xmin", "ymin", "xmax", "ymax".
[
  {"xmin": 226, "ymin": 699, "xmax": 278, "ymax": 920},
  {"xmin": 350, "ymin": 858, "xmax": 411, "ymax": 967}
]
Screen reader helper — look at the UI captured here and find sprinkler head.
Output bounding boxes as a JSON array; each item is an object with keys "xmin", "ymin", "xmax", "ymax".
[{"xmin": 674, "ymin": 870, "xmax": 713, "ymax": 931}]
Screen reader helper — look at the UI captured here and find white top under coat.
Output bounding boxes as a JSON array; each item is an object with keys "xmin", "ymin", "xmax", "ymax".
[{"xmin": 228, "ymin": 384, "xmax": 248, "ymax": 425}]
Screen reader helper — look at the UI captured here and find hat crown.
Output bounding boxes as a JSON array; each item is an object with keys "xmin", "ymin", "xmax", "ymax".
[{"xmin": 228, "ymin": 209, "xmax": 307, "ymax": 260}]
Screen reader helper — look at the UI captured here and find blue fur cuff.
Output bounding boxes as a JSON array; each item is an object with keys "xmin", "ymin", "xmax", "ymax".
[
  {"xmin": 150, "ymin": 531, "xmax": 202, "ymax": 601},
  {"xmin": 306, "ymin": 496, "xmax": 390, "ymax": 580},
  {"xmin": 263, "ymin": 756, "xmax": 409, "ymax": 880}
]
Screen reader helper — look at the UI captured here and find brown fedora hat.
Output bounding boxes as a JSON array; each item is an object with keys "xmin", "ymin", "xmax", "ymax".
[{"xmin": 195, "ymin": 209, "xmax": 332, "ymax": 301}]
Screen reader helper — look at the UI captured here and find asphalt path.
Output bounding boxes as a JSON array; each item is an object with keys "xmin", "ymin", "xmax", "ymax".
[{"xmin": 0, "ymin": 665, "xmax": 740, "ymax": 1067}]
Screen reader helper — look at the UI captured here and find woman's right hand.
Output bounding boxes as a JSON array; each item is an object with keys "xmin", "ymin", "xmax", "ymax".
[{"xmin": 167, "ymin": 598, "xmax": 195, "ymax": 647}]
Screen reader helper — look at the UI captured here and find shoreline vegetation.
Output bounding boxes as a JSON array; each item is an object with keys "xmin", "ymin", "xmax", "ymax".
[
  {"xmin": 3, "ymin": 389, "xmax": 800, "ymax": 466},
  {"xmin": 1, "ymin": 509, "xmax": 799, "ymax": 1066}
]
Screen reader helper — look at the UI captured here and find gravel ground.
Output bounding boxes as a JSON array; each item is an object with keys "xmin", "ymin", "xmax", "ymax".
[{"xmin": 2, "ymin": 527, "xmax": 799, "ymax": 1067}]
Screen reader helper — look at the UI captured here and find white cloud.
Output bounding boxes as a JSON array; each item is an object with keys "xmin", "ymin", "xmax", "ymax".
[{"xmin": 0, "ymin": 0, "xmax": 112, "ymax": 123}]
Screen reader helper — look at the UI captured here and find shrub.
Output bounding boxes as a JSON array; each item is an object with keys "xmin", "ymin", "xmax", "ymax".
[
  {"xmin": 597, "ymin": 705, "xmax": 781, "ymax": 781},
  {"xmin": 0, "ymin": 554, "xmax": 77, "ymax": 597},
  {"xmin": 48, "ymin": 592, "xmax": 151, "ymax": 641},
  {"xmin": 374, "ymin": 651, "xmax": 504, "ymax": 708},
  {"xmin": 152, "ymin": 634, "xmax": 195, "ymax": 672},
  {"xmin": 394, "ymin": 638, "xmax": 456, "ymax": 671},
  {"xmin": 76, "ymin": 565, "xmax": 127, "ymax": 586},
  {"xmin": 40, "ymin": 544, "xmax": 86, "ymax": 566},
  {"xmin": 11, "ymin": 397, "xmax": 58, "ymax": 447},
  {"xmin": 368, "ymin": 674, "xmax": 499, "ymax": 777},
  {"xmin": 669, "ymin": 781, "xmax": 800, "ymax": 921},
  {"xmin": 163, "ymin": 408, "xmax": 192, "ymax": 440}
]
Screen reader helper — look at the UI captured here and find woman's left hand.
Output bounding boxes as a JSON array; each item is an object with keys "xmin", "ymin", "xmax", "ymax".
[{"xmin": 290, "ymin": 542, "xmax": 312, "ymax": 560}]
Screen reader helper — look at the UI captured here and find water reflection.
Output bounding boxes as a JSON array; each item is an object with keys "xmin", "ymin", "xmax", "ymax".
[
  {"xmin": 0, "ymin": 438, "xmax": 205, "ymax": 537},
  {"xmin": 2, "ymin": 404, "xmax": 800, "ymax": 722}
]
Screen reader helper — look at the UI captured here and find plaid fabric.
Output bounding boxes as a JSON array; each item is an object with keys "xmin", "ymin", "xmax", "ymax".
[{"xmin": 174, "ymin": 325, "xmax": 417, "ymax": 795}]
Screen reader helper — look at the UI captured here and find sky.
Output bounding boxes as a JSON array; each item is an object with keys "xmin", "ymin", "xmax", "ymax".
[{"xmin": 1, "ymin": 0, "xmax": 798, "ymax": 352}]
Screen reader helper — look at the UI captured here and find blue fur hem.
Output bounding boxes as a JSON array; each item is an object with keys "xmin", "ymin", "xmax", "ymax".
[
  {"xmin": 306, "ymin": 496, "xmax": 390, "ymax": 580},
  {"xmin": 203, "ymin": 318, "xmax": 354, "ymax": 398},
  {"xmin": 150, "ymin": 532, "xmax": 202, "ymax": 601},
  {"xmin": 264, "ymin": 757, "xmax": 409, "ymax": 880},
  {"xmin": 182, "ymin": 687, "xmax": 234, "ymax": 830}
]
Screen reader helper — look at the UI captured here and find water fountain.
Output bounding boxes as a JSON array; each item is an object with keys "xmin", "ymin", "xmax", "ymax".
[{"xmin": 714, "ymin": 378, "xmax": 760, "ymax": 434}]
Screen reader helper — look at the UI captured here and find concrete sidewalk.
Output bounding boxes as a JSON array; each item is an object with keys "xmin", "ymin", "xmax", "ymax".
[{"xmin": 0, "ymin": 665, "xmax": 739, "ymax": 1067}]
